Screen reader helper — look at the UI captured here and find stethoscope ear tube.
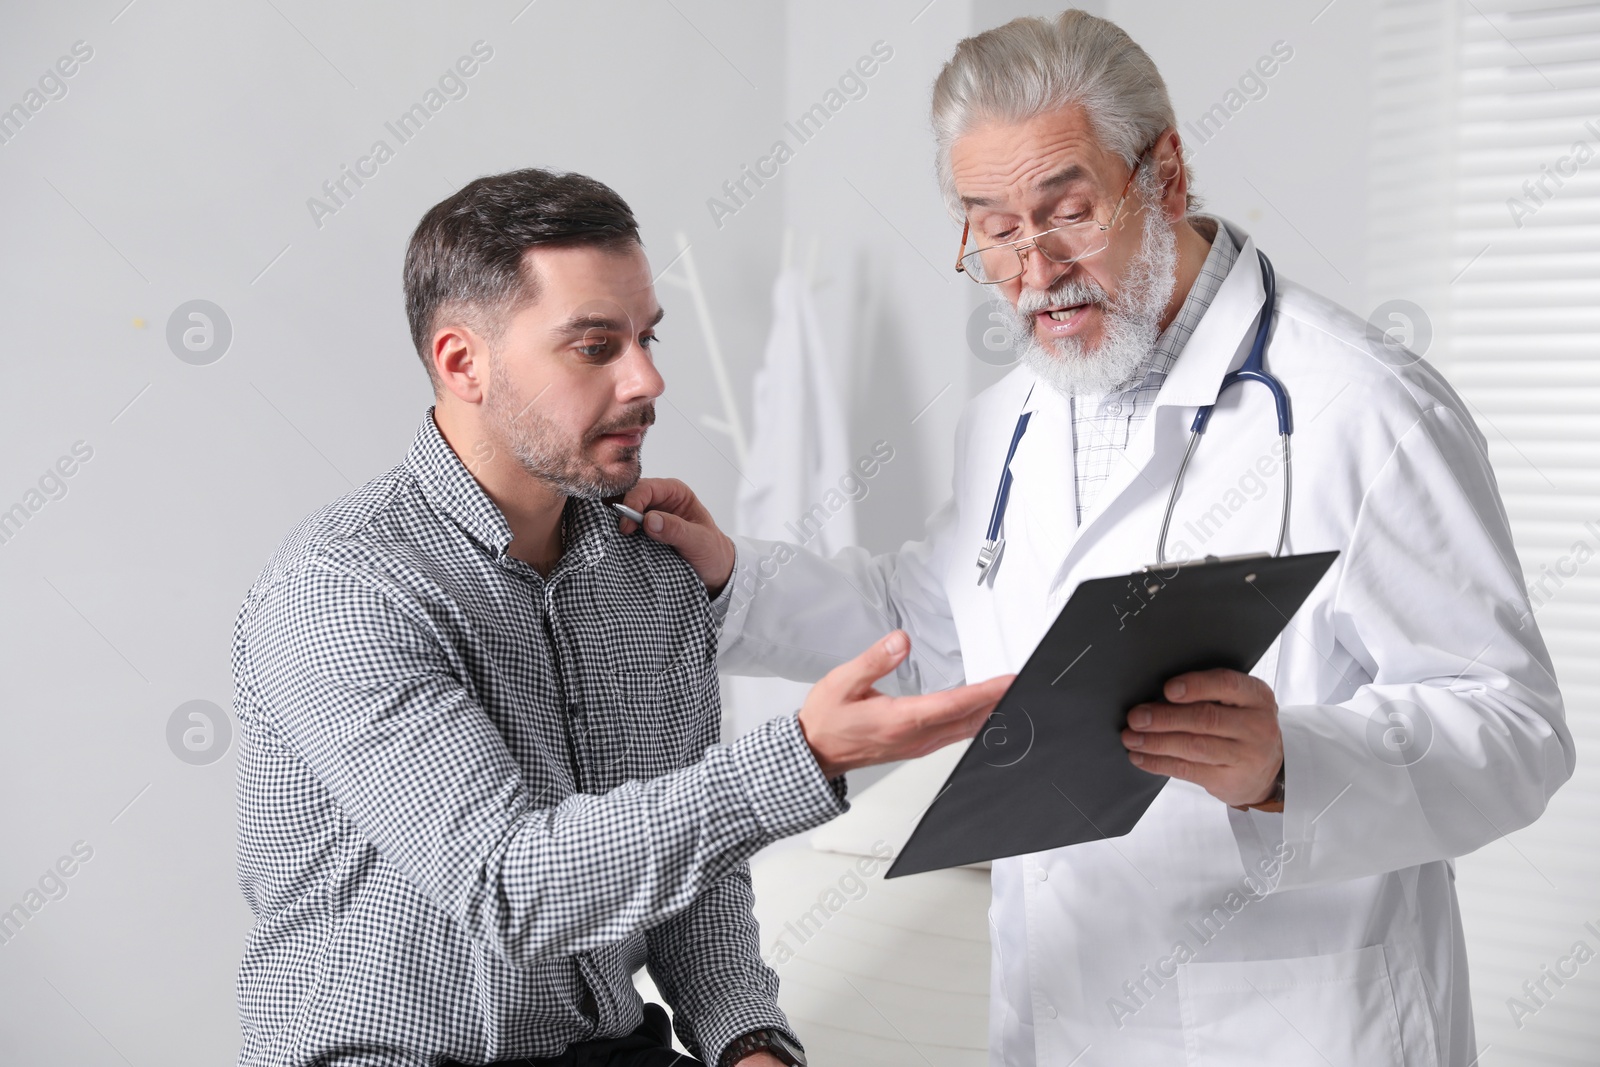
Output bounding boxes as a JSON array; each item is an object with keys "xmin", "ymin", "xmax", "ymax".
[
  {"xmin": 1273, "ymin": 433, "xmax": 1292, "ymax": 558},
  {"xmin": 1155, "ymin": 429, "xmax": 1205, "ymax": 567},
  {"xmin": 1154, "ymin": 427, "xmax": 1291, "ymax": 565},
  {"xmin": 1156, "ymin": 250, "xmax": 1291, "ymax": 565}
]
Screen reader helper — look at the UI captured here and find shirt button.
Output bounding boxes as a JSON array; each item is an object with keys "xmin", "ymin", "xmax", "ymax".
[
  {"xmin": 1046, "ymin": 1005, "xmax": 1059, "ymax": 1019},
  {"xmin": 1106, "ymin": 400, "xmax": 1123, "ymax": 415},
  {"xmin": 1035, "ymin": 866, "xmax": 1049, "ymax": 882}
]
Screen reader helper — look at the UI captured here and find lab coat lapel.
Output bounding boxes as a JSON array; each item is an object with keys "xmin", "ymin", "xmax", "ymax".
[
  {"xmin": 1060, "ymin": 228, "xmax": 1271, "ymax": 574},
  {"xmin": 1003, "ymin": 379, "xmax": 1075, "ymax": 569},
  {"xmin": 958, "ymin": 368, "xmax": 1067, "ymax": 676}
]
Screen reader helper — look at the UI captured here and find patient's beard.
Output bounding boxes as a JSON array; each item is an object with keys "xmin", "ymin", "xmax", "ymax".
[
  {"xmin": 481, "ymin": 353, "xmax": 651, "ymax": 500},
  {"xmin": 992, "ymin": 180, "xmax": 1179, "ymax": 399}
]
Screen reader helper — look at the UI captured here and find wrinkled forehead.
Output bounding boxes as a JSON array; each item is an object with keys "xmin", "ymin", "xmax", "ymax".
[{"xmin": 950, "ymin": 106, "xmax": 1122, "ymax": 214}]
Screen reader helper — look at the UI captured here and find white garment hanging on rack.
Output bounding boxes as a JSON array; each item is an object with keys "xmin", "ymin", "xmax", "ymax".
[{"xmin": 727, "ymin": 267, "xmax": 855, "ymax": 739}]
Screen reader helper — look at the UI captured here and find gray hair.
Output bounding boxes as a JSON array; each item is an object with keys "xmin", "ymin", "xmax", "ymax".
[
  {"xmin": 403, "ymin": 167, "xmax": 641, "ymax": 388},
  {"xmin": 930, "ymin": 10, "xmax": 1196, "ymax": 220}
]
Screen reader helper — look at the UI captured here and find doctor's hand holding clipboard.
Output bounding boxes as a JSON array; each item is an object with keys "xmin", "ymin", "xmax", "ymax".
[{"xmin": 1119, "ymin": 667, "xmax": 1285, "ymax": 809}]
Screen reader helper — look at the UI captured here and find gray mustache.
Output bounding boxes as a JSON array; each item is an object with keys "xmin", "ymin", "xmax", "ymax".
[{"xmin": 1014, "ymin": 280, "xmax": 1108, "ymax": 315}]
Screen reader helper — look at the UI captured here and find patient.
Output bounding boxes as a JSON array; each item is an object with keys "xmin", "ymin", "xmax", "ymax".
[{"xmin": 229, "ymin": 167, "xmax": 1010, "ymax": 1067}]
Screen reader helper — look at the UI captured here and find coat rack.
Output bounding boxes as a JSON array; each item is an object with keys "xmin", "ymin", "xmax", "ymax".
[
  {"xmin": 655, "ymin": 232, "xmax": 750, "ymax": 468},
  {"xmin": 653, "ymin": 228, "xmax": 828, "ymax": 471}
]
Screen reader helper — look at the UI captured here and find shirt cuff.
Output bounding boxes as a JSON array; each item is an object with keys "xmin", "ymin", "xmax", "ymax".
[
  {"xmin": 729, "ymin": 711, "xmax": 849, "ymax": 841},
  {"xmin": 714, "ymin": 536, "xmax": 764, "ymax": 655},
  {"xmin": 708, "ymin": 546, "xmax": 736, "ymax": 627}
]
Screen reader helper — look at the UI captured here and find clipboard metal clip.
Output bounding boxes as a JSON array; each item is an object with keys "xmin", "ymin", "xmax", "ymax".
[{"xmin": 1141, "ymin": 551, "xmax": 1270, "ymax": 576}]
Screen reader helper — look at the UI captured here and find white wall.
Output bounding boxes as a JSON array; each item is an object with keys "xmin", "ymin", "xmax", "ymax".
[
  {"xmin": 1109, "ymin": 0, "xmax": 1378, "ymax": 313},
  {"xmin": 0, "ymin": 2, "xmax": 787, "ymax": 1061}
]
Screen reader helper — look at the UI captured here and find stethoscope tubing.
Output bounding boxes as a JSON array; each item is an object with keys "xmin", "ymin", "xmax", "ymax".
[{"xmin": 979, "ymin": 247, "xmax": 1291, "ymax": 581}]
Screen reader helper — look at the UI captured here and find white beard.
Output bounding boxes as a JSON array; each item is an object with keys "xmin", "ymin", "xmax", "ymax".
[{"xmin": 990, "ymin": 184, "xmax": 1179, "ymax": 399}]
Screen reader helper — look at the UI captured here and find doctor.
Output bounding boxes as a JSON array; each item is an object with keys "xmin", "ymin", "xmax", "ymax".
[{"xmin": 621, "ymin": 11, "xmax": 1573, "ymax": 1066}]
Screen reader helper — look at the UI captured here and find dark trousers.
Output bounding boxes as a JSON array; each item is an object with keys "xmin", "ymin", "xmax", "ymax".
[{"xmin": 443, "ymin": 1004, "xmax": 704, "ymax": 1067}]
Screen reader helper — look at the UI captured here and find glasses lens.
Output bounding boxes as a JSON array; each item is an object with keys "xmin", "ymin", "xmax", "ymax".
[
  {"xmin": 963, "ymin": 247, "xmax": 1019, "ymax": 284},
  {"xmin": 961, "ymin": 222, "xmax": 1113, "ymax": 284},
  {"xmin": 1034, "ymin": 222, "xmax": 1111, "ymax": 265}
]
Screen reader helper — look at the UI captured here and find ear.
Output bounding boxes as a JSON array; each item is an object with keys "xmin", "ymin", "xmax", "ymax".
[
  {"xmin": 1149, "ymin": 127, "xmax": 1189, "ymax": 223},
  {"xmin": 433, "ymin": 322, "xmax": 488, "ymax": 405}
]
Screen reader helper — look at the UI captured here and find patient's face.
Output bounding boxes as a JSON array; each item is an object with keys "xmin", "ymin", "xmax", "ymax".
[{"xmin": 483, "ymin": 243, "xmax": 664, "ymax": 499}]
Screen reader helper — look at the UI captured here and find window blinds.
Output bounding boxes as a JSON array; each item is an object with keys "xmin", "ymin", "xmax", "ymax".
[{"xmin": 1372, "ymin": 1, "xmax": 1600, "ymax": 1062}]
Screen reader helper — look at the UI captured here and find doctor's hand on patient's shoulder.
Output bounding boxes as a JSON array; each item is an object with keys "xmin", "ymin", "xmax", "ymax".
[
  {"xmin": 616, "ymin": 478, "xmax": 736, "ymax": 596},
  {"xmin": 1120, "ymin": 668, "xmax": 1285, "ymax": 809},
  {"xmin": 797, "ymin": 630, "xmax": 1015, "ymax": 780}
]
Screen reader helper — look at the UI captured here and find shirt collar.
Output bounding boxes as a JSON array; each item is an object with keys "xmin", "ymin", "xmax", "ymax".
[
  {"xmin": 1151, "ymin": 215, "xmax": 1239, "ymax": 370},
  {"xmin": 404, "ymin": 407, "xmax": 616, "ymax": 569},
  {"xmin": 1151, "ymin": 217, "xmax": 1271, "ymax": 410},
  {"xmin": 560, "ymin": 492, "xmax": 617, "ymax": 572},
  {"xmin": 1095, "ymin": 214, "xmax": 1240, "ymax": 406}
]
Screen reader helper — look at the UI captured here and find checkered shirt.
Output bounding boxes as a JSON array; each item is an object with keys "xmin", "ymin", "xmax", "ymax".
[
  {"xmin": 231, "ymin": 407, "xmax": 848, "ymax": 1067},
  {"xmin": 1070, "ymin": 217, "xmax": 1240, "ymax": 521}
]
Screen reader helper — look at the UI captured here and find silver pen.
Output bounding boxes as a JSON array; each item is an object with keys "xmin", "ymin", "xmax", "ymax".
[{"xmin": 610, "ymin": 501, "xmax": 646, "ymax": 524}]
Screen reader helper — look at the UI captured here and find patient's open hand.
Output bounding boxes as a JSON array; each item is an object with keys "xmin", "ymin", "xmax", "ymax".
[{"xmin": 799, "ymin": 630, "xmax": 1015, "ymax": 778}]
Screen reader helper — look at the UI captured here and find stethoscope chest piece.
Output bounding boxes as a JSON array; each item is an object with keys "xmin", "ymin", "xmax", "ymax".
[
  {"xmin": 976, "ymin": 393, "xmax": 1034, "ymax": 585},
  {"xmin": 976, "ymin": 537, "xmax": 1004, "ymax": 585}
]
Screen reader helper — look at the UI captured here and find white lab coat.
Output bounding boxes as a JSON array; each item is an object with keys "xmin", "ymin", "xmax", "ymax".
[{"xmin": 717, "ymin": 221, "xmax": 1574, "ymax": 1066}]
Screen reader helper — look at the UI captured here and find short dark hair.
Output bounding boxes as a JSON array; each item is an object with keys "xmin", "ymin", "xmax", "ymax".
[{"xmin": 403, "ymin": 167, "xmax": 641, "ymax": 384}]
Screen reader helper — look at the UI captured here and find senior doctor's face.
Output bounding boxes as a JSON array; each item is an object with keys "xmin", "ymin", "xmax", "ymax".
[{"xmin": 950, "ymin": 105, "xmax": 1197, "ymax": 396}]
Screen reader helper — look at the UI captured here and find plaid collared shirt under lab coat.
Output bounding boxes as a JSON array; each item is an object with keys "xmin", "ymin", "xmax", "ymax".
[
  {"xmin": 230, "ymin": 408, "xmax": 847, "ymax": 1067},
  {"xmin": 1070, "ymin": 215, "xmax": 1241, "ymax": 520}
]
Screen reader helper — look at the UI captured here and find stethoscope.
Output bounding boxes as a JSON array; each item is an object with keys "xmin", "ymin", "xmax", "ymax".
[{"xmin": 977, "ymin": 249, "xmax": 1292, "ymax": 584}]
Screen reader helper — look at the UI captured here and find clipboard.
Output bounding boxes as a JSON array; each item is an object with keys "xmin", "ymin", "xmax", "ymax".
[{"xmin": 884, "ymin": 550, "xmax": 1339, "ymax": 879}]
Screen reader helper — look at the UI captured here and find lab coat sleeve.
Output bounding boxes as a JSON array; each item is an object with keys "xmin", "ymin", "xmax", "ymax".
[
  {"xmin": 1258, "ymin": 404, "xmax": 1575, "ymax": 890},
  {"xmin": 716, "ymin": 502, "xmax": 964, "ymax": 697},
  {"xmin": 716, "ymin": 460, "xmax": 968, "ymax": 698}
]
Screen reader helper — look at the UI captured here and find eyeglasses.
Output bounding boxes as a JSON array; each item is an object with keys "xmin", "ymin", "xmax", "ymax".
[{"xmin": 954, "ymin": 145, "xmax": 1153, "ymax": 285}]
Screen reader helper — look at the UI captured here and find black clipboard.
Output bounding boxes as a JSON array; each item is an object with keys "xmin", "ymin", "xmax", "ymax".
[{"xmin": 884, "ymin": 550, "xmax": 1339, "ymax": 879}]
